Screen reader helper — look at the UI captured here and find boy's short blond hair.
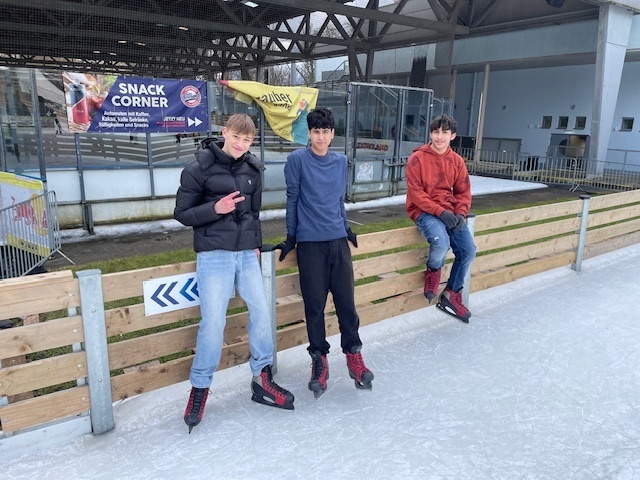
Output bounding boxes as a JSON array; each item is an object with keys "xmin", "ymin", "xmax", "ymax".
[{"xmin": 225, "ymin": 114, "xmax": 256, "ymax": 137}]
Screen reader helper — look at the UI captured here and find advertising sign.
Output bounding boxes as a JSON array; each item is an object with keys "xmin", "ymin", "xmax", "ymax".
[
  {"xmin": 62, "ymin": 72, "xmax": 209, "ymax": 134},
  {"xmin": 0, "ymin": 172, "xmax": 50, "ymax": 256},
  {"xmin": 219, "ymin": 80, "xmax": 318, "ymax": 145}
]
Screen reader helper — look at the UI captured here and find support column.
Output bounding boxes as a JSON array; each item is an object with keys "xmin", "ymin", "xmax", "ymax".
[
  {"xmin": 474, "ymin": 64, "xmax": 490, "ymax": 158},
  {"xmin": 588, "ymin": 4, "xmax": 633, "ymax": 178}
]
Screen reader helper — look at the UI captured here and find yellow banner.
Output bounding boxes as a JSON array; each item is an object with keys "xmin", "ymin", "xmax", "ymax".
[{"xmin": 220, "ymin": 80, "xmax": 318, "ymax": 144}]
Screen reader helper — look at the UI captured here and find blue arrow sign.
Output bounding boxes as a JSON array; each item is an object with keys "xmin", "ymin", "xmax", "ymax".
[{"xmin": 143, "ymin": 272, "xmax": 200, "ymax": 316}]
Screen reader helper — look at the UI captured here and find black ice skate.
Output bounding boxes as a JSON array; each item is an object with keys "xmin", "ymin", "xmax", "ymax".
[
  {"xmin": 184, "ymin": 386, "xmax": 209, "ymax": 434},
  {"xmin": 436, "ymin": 287, "xmax": 471, "ymax": 323},
  {"xmin": 251, "ymin": 365, "xmax": 295, "ymax": 410},
  {"xmin": 308, "ymin": 352, "xmax": 329, "ymax": 399},
  {"xmin": 345, "ymin": 346, "xmax": 374, "ymax": 390}
]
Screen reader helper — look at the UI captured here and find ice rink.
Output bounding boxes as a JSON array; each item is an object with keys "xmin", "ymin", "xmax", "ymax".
[{"xmin": 4, "ymin": 240, "xmax": 640, "ymax": 479}]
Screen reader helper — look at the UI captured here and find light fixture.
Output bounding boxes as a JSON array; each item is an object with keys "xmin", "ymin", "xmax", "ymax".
[
  {"xmin": 241, "ymin": 0, "xmax": 259, "ymax": 7},
  {"xmin": 135, "ymin": 42, "xmax": 146, "ymax": 46},
  {"xmin": 178, "ymin": 26, "xmax": 189, "ymax": 31},
  {"xmin": 118, "ymin": 40, "xmax": 127, "ymax": 44}
]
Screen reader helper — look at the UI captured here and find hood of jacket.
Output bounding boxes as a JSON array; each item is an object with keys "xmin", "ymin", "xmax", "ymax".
[{"xmin": 196, "ymin": 137, "xmax": 264, "ymax": 172}]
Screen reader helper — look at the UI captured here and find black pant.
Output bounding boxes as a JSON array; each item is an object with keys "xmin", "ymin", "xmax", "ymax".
[{"xmin": 297, "ymin": 238, "xmax": 362, "ymax": 355}]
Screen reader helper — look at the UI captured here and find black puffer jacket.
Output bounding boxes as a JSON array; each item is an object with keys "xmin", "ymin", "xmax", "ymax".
[{"xmin": 174, "ymin": 138, "xmax": 263, "ymax": 252}]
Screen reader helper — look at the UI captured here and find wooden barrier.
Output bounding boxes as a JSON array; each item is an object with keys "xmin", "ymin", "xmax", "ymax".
[{"xmin": 1, "ymin": 190, "xmax": 640, "ymax": 436}]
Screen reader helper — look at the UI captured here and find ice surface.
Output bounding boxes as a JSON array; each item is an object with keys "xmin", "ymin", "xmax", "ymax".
[{"xmin": 3, "ymin": 241, "xmax": 640, "ymax": 479}]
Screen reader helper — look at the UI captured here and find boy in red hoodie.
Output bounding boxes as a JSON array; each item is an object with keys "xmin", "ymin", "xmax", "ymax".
[{"xmin": 405, "ymin": 115, "xmax": 476, "ymax": 322}]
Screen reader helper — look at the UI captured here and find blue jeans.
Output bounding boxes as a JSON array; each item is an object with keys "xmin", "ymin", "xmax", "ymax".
[
  {"xmin": 190, "ymin": 250, "xmax": 273, "ymax": 388},
  {"xmin": 415, "ymin": 213, "xmax": 476, "ymax": 292}
]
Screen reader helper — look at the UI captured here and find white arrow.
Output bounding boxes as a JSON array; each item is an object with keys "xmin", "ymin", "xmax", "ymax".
[{"xmin": 188, "ymin": 117, "xmax": 202, "ymax": 127}]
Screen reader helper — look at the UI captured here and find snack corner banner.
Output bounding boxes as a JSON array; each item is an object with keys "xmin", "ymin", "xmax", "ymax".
[
  {"xmin": 62, "ymin": 72, "xmax": 209, "ymax": 134},
  {"xmin": 220, "ymin": 80, "xmax": 318, "ymax": 145}
]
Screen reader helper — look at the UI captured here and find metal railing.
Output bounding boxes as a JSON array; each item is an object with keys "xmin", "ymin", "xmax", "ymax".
[
  {"xmin": 454, "ymin": 147, "xmax": 640, "ymax": 192},
  {"xmin": 0, "ymin": 190, "xmax": 62, "ymax": 278}
]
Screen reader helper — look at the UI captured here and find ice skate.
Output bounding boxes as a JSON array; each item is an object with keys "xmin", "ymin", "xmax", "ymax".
[
  {"xmin": 308, "ymin": 352, "xmax": 329, "ymax": 399},
  {"xmin": 251, "ymin": 365, "xmax": 295, "ymax": 410},
  {"xmin": 346, "ymin": 346, "xmax": 374, "ymax": 390},
  {"xmin": 436, "ymin": 287, "xmax": 471, "ymax": 323},
  {"xmin": 423, "ymin": 267, "xmax": 441, "ymax": 303},
  {"xmin": 184, "ymin": 386, "xmax": 209, "ymax": 434}
]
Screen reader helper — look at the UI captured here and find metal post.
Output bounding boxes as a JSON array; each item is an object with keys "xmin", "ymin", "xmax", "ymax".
[
  {"xmin": 573, "ymin": 195, "xmax": 591, "ymax": 272},
  {"xmin": 29, "ymin": 69, "xmax": 47, "ymax": 181},
  {"xmin": 146, "ymin": 133, "xmax": 156, "ymax": 199},
  {"xmin": 462, "ymin": 213, "xmax": 476, "ymax": 307},
  {"xmin": 260, "ymin": 246, "xmax": 278, "ymax": 374},
  {"xmin": 76, "ymin": 269, "xmax": 115, "ymax": 435}
]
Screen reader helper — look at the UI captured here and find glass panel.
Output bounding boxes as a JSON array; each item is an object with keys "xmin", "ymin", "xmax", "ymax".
[
  {"xmin": 401, "ymin": 89, "xmax": 431, "ymax": 156},
  {"xmin": 1, "ymin": 68, "xmax": 37, "ymax": 173}
]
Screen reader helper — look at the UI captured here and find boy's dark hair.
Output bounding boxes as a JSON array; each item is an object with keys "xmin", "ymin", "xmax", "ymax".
[
  {"xmin": 429, "ymin": 114, "xmax": 457, "ymax": 134},
  {"xmin": 307, "ymin": 107, "xmax": 334, "ymax": 130}
]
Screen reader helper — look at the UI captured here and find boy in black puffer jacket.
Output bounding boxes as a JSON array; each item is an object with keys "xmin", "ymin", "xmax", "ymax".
[{"xmin": 175, "ymin": 114, "xmax": 294, "ymax": 433}]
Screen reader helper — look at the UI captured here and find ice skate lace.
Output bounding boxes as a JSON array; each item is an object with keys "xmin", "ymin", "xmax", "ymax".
[
  {"xmin": 261, "ymin": 370, "xmax": 291, "ymax": 400},
  {"xmin": 448, "ymin": 290, "xmax": 468, "ymax": 313},
  {"xmin": 424, "ymin": 270, "xmax": 440, "ymax": 292},
  {"xmin": 187, "ymin": 388, "xmax": 209, "ymax": 417},
  {"xmin": 347, "ymin": 352, "xmax": 368, "ymax": 376},
  {"xmin": 311, "ymin": 356, "xmax": 327, "ymax": 382}
]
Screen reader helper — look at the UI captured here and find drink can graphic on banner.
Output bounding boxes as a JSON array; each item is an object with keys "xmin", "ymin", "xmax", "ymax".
[{"xmin": 69, "ymin": 83, "xmax": 90, "ymax": 125}]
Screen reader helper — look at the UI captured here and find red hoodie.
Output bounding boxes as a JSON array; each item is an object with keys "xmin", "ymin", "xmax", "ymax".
[{"xmin": 405, "ymin": 142, "xmax": 471, "ymax": 221}]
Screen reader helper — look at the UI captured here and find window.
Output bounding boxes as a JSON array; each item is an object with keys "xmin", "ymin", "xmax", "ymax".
[
  {"xmin": 557, "ymin": 116, "xmax": 569, "ymax": 129},
  {"xmin": 541, "ymin": 116, "xmax": 552, "ymax": 129},
  {"xmin": 621, "ymin": 117, "xmax": 634, "ymax": 132},
  {"xmin": 575, "ymin": 116, "xmax": 587, "ymax": 130}
]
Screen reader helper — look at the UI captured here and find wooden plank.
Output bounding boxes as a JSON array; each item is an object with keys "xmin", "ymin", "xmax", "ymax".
[
  {"xmin": 584, "ymin": 230, "xmax": 640, "ymax": 260},
  {"xmin": 276, "ymin": 272, "xmax": 301, "ymax": 298},
  {"xmin": 222, "ymin": 311, "xmax": 249, "ymax": 344},
  {"xmin": 0, "ymin": 352, "xmax": 87, "ymax": 397},
  {"xmin": 472, "ymin": 236, "xmax": 577, "ymax": 273},
  {"xmin": 474, "ymin": 217, "xmax": 579, "ymax": 252},
  {"xmin": 105, "ymin": 303, "xmax": 201, "ymax": 337},
  {"xmin": 0, "ymin": 270, "xmax": 72, "ymax": 292},
  {"xmin": 107, "ymin": 325, "xmax": 198, "ymax": 370},
  {"xmin": 353, "ymin": 228, "xmax": 425, "ymax": 255},
  {"xmin": 586, "ymin": 218, "xmax": 640, "ymax": 245},
  {"xmin": 0, "ymin": 385, "xmax": 90, "ymax": 434},
  {"xmin": 0, "ymin": 273, "xmax": 79, "ymax": 319},
  {"xmin": 352, "ymin": 248, "xmax": 428, "ymax": 280},
  {"xmin": 276, "ymin": 322, "xmax": 311, "ymax": 351},
  {"xmin": 100, "ymin": 261, "xmax": 196, "ymax": 302},
  {"xmin": 0, "ymin": 315, "xmax": 84, "ymax": 360},
  {"xmin": 275, "ymin": 227, "xmax": 425, "ymax": 271},
  {"xmin": 320, "ymin": 290, "xmax": 428, "ymax": 341},
  {"xmin": 111, "ymin": 356, "xmax": 192, "ymax": 401},
  {"xmin": 589, "ymin": 189, "xmax": 640, "ymax": 211},
  {"xmin": 3, "ymin": 355, "xmax": 34, "ymax": 403},
  {"xmin": 353, "ymin": 271, "xmax": 423, "ymax": 306},
  {"xmin": 471, "ymin": 252, "xmax": 575, "ymax": 293},
  {"xmin": 275, "ymin": 299, "xmax": 306, "ymax": 326},
  {"xmin": 474, "ymin": 200, "xmax": 582, "ymax": 232},
  {"xmin": 586, "ymin": 204, "xmax": 640, "ymax": 229}
]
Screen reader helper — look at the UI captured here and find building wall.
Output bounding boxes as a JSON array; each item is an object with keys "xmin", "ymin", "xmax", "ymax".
[{"xmin": 453, "ymin": 61, "xmax": 640, "ymax": 159}]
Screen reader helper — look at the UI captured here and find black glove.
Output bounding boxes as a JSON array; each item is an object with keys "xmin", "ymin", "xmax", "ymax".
[
  {"xmin": 275, "ymin": 235, "xmax": 296, "ymax": 261},
  {"xmin": 347, "ymin": 228, "xmax": 358, "ymax": 248},
  {"xmin": 438, "ymin": 210, "xmax": 458, "ymax": 230},
  {"xmin": 452, "ymin": 214, "xmax": 466, "ymax": 232}
]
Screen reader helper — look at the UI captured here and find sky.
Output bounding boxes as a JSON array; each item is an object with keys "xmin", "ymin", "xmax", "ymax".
[{"xmin": 7, "ymin": 176, "xmax": 638, "ymax": 479}]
